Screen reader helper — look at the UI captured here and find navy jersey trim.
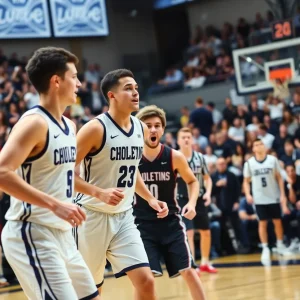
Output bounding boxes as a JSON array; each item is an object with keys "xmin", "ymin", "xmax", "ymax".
[
  {"xmin": 254, "ymin": 154, "xmax": 268, "ymax": 164},
  {"xmin": 105, "ymin": 112, "xmax": 134, "ymax": 137},
  {"xmin": 142, "ymin": 144, "xmax": 164, "ymax": 163},
  {"xmin": 114, "ymin": 263, "xmax": 150, "ymax": 278},
  {"xmin": 139, "ymin": 120, "xmax": 144, "ymax": 138},
  {"xmin": 21, "ymin": 222, "xmax": 43, "ymax": 296},
  {"xmin": 87, "ymin": 119, "xmax": 106, "ymax": 157},
  {"xmin": 25, "ymin": 129, "xmax": 49, "ymax": 163},
  {"xmin": 79, "ymin": 290, "xmax": 99, "ymax": 300},
  {"xmin": 28, "ymin": 223, "xmax": 58, "ymax": 300},
  {"xmin": 32, "ymin": 105, "xmax": 70, "ymax": 135}
]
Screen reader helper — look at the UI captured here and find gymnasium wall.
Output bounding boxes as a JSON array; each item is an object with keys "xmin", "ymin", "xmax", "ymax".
[
  {"xmin": 187, "ymin": 0, "xmax": 270, "ymax": 30},
  {"xmin": 0, "ymin": 0, "xmax": 157, "ymax": 73}
]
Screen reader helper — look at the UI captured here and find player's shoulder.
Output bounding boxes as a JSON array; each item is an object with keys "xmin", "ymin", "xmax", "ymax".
[
  {"xmin": 171, "ymin": 147, "xmax": 186, "ymax": 164},
  {"xmin": 79, "ymin": 115, "xmax": 105, "ymax": 134}
]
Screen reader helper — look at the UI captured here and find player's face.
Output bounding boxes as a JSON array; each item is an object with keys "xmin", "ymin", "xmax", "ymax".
[
  {"xmin": 111, "ymin": 77, "xmax": 139, "ymax": 113},
  {"xmin": 177, "ymin": 132, "xmax": 193, "ymax": 149},
  {"xmin": 252, "ymin": 141, "xmax": 266, "ymax": 155},
  {"xmin": 58, "ymin": 63, "xmax": 81, "ymax": 105},
  {"xmin": 144, "ymin": 117, "xmax": 164, "ymax": 149}
]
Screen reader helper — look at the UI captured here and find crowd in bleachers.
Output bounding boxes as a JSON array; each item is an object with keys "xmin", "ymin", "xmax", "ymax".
[
  {"xmin": 164, "ymin": 94, "xmax": 300, "ymax": 256},
  {"xmin": 0, "ymin": 49, "xmax": 109, "ymax": 152},
  {"xmin": 148, "ymin": 8, "xmax": 300, "ymax": 96}
]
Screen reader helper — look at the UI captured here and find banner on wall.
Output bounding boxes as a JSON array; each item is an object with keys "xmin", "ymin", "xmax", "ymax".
[
  {"xmin": 0, "ymin": 0, "xmax": 51, "ymax": 39},
  {"xmin": 50, "ymin": 0, "xmax": 109, "ymax": 37}
]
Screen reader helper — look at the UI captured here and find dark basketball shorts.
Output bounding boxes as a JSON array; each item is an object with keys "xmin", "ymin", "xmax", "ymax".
[
  {"xmin": 135, "ymin": 215, "xmax": 195, "ymax": 278},
  {"xmin": 178, "ymin": 196, "xmax": 210, "ymax": 230},
  {"xmin": 255, "ymin": 203, "xmax": 282, "ymax": 221}
]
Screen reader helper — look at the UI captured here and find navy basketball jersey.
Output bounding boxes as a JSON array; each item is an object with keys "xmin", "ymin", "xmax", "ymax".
[{"xmin": 134, "ymin": 144, "xmax": 179, "ymax": 220}]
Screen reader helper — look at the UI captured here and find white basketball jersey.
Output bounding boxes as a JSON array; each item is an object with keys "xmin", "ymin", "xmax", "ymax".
[
  {"xmin": 5, "ymin": 106, "xmax": 76, "ymax": 231},
  {"xmin": 243, "ymin": 155, "xmax": 281, "ymax": 205},
  {"xmin": 75, "ymin": 112, "xmax": 144, "ymax": 213}
]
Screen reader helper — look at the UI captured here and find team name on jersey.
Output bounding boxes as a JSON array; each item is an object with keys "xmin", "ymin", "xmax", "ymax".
[
  {"xmin": 54, "ymin": 146, "xmax": 76, "ymax": 165},
  {"xmin": 253, "ymin": 168, "xmax": 273, "ymax": 176},
  {"xmin": 141, "ymin": 172, "xmax": 171, "ymax": 182},
  {"xmin": 110, "ymin": 146, "xmax": 143, "ymax": 161}
]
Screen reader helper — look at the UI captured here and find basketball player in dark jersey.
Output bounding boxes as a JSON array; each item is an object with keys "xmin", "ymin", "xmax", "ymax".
[
  {"xmin": 177, "ymin": 127, "xmax": 217, "ymax": 273},
  {"xmin": 134, "ymin": 105, "xmax": 206, "ymax": 300}
]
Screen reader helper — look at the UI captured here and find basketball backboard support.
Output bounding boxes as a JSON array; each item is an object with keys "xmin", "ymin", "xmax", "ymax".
[{"xmin": 233, "ymin": 37, "xmax": 300, "ymax": 95}]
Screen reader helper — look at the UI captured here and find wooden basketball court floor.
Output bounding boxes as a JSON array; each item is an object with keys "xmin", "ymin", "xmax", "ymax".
[{"xmin": 1, "ymin": 254, "xmax": 300, "ymax": 300}]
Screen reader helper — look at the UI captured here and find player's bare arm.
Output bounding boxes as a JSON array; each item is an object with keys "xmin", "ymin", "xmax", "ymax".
[
  {"xmin": 243, "ymin": 177, "xmax": 254, "ymax": 204},
  {"xmin": 202, "ymin": 174, "xmax": 212, "ymax": 206},
  {"xmin": 275, "ymin": 170, "xmax": 289, "ymax": 214},
  {"xmin": 173, "ymin": 150, "xmax": 199, "ymax": 220},
  {"xmin": 0, "ymin": 115, "xmax": 85, "ymax": 226},
  {"xmin": 74, "ymin": 119, "xmax": 124, "ymax": 206}
]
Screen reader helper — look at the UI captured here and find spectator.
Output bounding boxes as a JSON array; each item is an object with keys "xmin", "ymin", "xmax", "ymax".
[
  {"xmin": 238, "ymin": 197, "xmax": 258, "ymax": 252},
  {"xmin": 245, "ymin": 130, "xmax": 257, "ymax": 153},
  {"xmin": 148, "ymin": 67, "xmax": 183, "ymax": 96},
  {"xmin": 208, "ymin": 203, "xmax": 222, "ymax": 258},
  {"xmin": 179, "ymin": 106, "xmax": 190, "ymax": 127},
  {"xmin": 192, "ymin": 127, "xmax": 208, "ymax": 151},
  {"xmin": 212, "ymin": 131, "xmax": 232, "ymax": 161},
  {"xmin": 0, "ymin": 110, "xmax": 8, "ymax": 150},
  {"xmin": 289, "ymin": 91, "xmax": 300, "ymax": 117},
  {"xmin": 218, "ymin": 119, "xmax": 230, "ymax": 132},
  {"xmin": 84, "ymin": 64, "xmax": 100, "ymax": 85},
  {"xmin": 272, "ymin": 124, "xmax": 293, "ymax": 156},
  {"xmin": 189, "ymin": 97, "xmax": 213, "ymax": 137},
  {"xmin": 229, "ymin": 143, "xmax": 245, "ymax": 178},
  {"xmin": 282, "ymin": 164, "xmax": 300, "ymax": 250},
  {"xmin": 237, "ymin": 18, "xmax": 250, "ymax": 40},
  {"xmin": 24, "ymin": 84, "xmax": 39, "ymax": 109},
  {"xmin": 212, "ymin": 157, "xmax": 241, "ymax": 254},
  {"xmin": 279, "ymin": 140, "xmax": 300, "ymax": 166},
  {"xmin": 164, "ymin": 132, "xmax": 178, "ymax": 149},
  {"xmin": 228, "ymin": 117, "xmax": 245, "ymax": 144},
  {"xmin": 248, "ymin": 96, "xmax": 265, "ymax": 122},
  {"xmin": 90, "ymin": 83, "xmax": 102, "ymax": 115},
  {"xmin": 222, "ymin": 97, "xmax": 237, "ymax": 125},
  {"xmin": 282, "ymin": 109, "xmax": 298, "ymax": 136},
  {"xmin": 207, "ymin": 101, "xmax": 223, "ymax": 125},
  {"xmin": 246, "ymin": 115, "xmax": 260, "ymax": 133},
  {"xmin": 7, "ymin": 102, "xmax": 19, "ymax": 128},
  {"xmin": 257, "ymin": 124, "xmax": 275, "ymax": 150},
  {"xmin": 264, "ymin": 96, "xmax": 285, "ymax": 122},
  {"xmin": 204, "ymin": 145, "xmax": 218, "ymax": 165}
]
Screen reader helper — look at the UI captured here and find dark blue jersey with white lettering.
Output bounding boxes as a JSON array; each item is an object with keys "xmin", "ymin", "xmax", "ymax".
[{"xmin": 134, "ymin": 145, "xmax": 179, "ymax": 220}]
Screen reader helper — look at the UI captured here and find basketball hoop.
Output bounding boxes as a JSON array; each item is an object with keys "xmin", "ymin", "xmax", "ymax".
[{"xmin": 269, "ymin": 68, "xmax": 292, "ymax": 99}]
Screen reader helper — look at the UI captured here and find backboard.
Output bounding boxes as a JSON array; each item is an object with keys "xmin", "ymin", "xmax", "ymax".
[{"xmin": 233, "ymin": 37, "xmax": 300, "ymax": 95}]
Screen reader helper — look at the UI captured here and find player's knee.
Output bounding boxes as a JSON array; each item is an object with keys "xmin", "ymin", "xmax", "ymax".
[
  {"xmin": 180, "ymin": 268, "xmax": 196, "ymax": 280},
  {"xmin": 186, "ymin": 230, "xmax": 194, "ymax": 238},
  {"xmin": 200, "ymin": 229, "xmax": 211, "ymax": 238},
  {"xmin": 136, "ymin": 273, "xmax": 155, "ymax": 293},
  {"xmin": 259, "ymin": 220, "xmax": 268, "ymax": 228}
]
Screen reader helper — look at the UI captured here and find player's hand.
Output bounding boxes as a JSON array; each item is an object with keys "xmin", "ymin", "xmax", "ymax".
[
  {"xmin": 97, "ymin": 188, "xmax": 125, "ymax": 206},
  {"xmin": 246, "ymin": 194, "xmax": 254, "ymax": 205},
  {"xmin": 148, "ymin": 199, "xmax": 169, "ymax": 218},
  {"xmin": 203, "ymin": 192, "xmax": 211, "ymax": 207},
  {"xmin": 250, "ymin": 214, "xmax": 257, "ymax": 221},
  {"xmin": 181, "ymin": 204, "xmax": 196, "ymax": 220},
  {"xmin": 216, "ymin": 179, "xmax": 227, "ymax": 187},
  {"xmin": 282, "ymin": 206, "xmax": 290, "ymax": 215},
  {"xmin": 52, "ymin": 202, "xmax": 86, "ymax": 227}
]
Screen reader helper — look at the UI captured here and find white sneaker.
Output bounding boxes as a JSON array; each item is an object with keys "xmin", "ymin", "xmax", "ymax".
[
  {"xmin": 277, "ymin": 244, "xmax": 293, "ymax": 256},
  {"xmin": 287, "ymin": 238, "xmax": 300, "ymax": 252},
  {"xmin": 261, "ymin": 247, "xmax": 271, "ymax": 265}
]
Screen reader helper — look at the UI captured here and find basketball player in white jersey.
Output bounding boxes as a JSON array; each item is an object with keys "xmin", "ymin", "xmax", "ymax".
[
  {"xmin": 243, "ymin": 138, "xmax": 290, "ymax": 264},
  {"xmin": 0, "ymin": 47, "xmax": 100, "ymax": 299},
  {"xmin": 177, "ymin": 128, "xmax": 217, "ymax": 274},
  {"xmin": 74, "ymin": 69, "xmax": 168, "ymax": 299}
]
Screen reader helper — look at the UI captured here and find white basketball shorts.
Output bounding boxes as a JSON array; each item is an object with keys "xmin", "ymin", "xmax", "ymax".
[
  {"xmin": 2, "ymin": 220, "xmax": 98, "ymax": 300},
  {"xmin": 76, "ymin": 208, "xmax": 149, "ymax": 287}
]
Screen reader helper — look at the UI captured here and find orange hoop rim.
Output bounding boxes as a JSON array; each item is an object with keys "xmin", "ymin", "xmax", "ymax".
[{"xmin": 269, "ymin": 68, "xmax": 292, "ymax": 81}]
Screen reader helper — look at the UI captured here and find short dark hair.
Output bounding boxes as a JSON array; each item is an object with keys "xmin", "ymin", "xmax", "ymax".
[
  {"xmin": 207, "ymin": 101, "xmax": 215, "ymax": 108},
  {"xmin": 253, "ymin": 138, "xmax": 262, "ymax": 144},
  {"xmin": 26, "ymin": 47, "xmax": 79, "ymax": 94},
  {"xmin": 259, "ymin": 124, "xmax": 268, "ymax": 131},
  {"xmin": 100, "ymin": 69, "xmax": 134, "ymax": 104},
  {"xmin": 195, "ymin": 97, "xmax": 203, "ymax": 105}
]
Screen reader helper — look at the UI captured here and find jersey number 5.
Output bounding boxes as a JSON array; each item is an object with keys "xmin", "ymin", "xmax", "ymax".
[
  {"xmin": 117, "ymin": 166, "xmax": 136, "ymax": 188},
  {"xmin": 261, "ymin": 177, "xmax": 267, "ymax": 187},
  {"xmin": 66, "ymin": 170, "xmax": 73, "ymax": 197}
]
